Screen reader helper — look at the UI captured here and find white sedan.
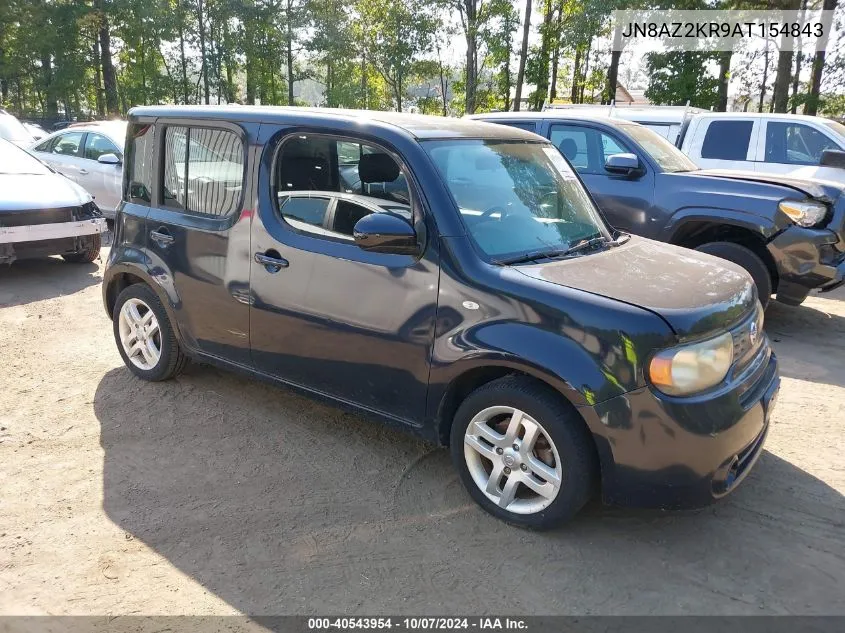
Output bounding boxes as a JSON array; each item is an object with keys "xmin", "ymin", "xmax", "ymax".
[{"xmin": 29, "ymin": 121, "xmax": 126, "ymax": 219}]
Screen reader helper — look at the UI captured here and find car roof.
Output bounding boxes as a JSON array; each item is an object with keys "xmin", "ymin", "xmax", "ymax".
[
  {"xmin": 468, "ymin": 110, "xmax": 636, "ymax": 128},
  {"xmin": 65, "ymin": 120, "xmax": 127, "ymax": 139},
  {"xmin": 128, "ymin": 105, "xmax": 541, "ymax": 141},
  {"xmin": 689, "ymin": 111, "xmax": 835, "ymax": 123}
]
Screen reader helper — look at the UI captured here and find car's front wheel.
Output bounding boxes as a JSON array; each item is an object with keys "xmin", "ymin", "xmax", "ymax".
[
  {"xmin": 450, "ymin": 376, "xmax": 598, "ymax": 530},
  {"xmin": 113, "ymin": 284, "xmax": 188, "ymax": 381},
  {"xmin": 62, "ymin": 233, "xmax": 101, "ymax": 263},
  {"xmin": 695, "ymin": 241, "xmax": 773, "ymax": 308}
]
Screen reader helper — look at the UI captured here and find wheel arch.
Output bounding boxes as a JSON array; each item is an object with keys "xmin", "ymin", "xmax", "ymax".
[
  {"xmin": 104, "ymin": 264, "xmax": 184, "ymax": 342},
  {"xmin": 666, "ymin": 216, "xmax": 780, "ymax": 292},
  {"xmin": 433, "ymin": 360, "xmax": 595, "ymax": 449}
]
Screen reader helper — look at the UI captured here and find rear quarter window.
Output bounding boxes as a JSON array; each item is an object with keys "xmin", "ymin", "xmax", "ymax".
[
  {"xmin": 125, "ymin": 124, "xmax": 153, "ymax": 204},
  {"xmin": 701, "ymin": 120, "xmax": 753, "ymax": 161}
]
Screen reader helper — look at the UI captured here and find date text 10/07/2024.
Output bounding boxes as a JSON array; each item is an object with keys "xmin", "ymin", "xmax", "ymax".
[{"xmin": 307, "ymin": 618, "xmax": 528, "ymax": 630}]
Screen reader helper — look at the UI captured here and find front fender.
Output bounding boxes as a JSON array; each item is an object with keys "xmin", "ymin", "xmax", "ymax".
[
  {"xmin": 661, "ymin": 207, "xmax": 788, "ymax": 243},
  {"xmin": 428, "ymin": 319, "xmax": 644, "ymax": 418}
]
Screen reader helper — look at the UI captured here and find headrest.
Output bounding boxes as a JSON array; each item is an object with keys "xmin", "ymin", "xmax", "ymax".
[
  {"xmin": 558, "ymin": 138, "xmax": 578, "ymax": 161},
  {"xmin": 359, "ymin": 152, "xmax": 400, "ymax": 183}
]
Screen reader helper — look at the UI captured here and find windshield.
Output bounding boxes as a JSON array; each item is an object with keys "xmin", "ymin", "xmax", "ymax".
[
  {"xmin": 0, "ymin": 139, "xmax": 51, "ymax": 175},
  {"xmin": 822, "ymin": 119, "xmax": 845, "ymax": 142},
  {"xmin": 423, "ymin": 139, "xmax": 610, "ymax": 261},
  {"xmin": 623, "ymin": 123, "xmax": 698, "ymax": 173}
]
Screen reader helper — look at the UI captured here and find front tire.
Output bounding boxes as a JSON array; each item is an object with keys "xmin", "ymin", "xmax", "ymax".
[
  {"xmin": 695, "ymin": 241, "xmax": 773, "ymax": 308},
  {"xmin": 62, "ymin": 233, "xmax": 101, "ymax": 263},
  {"xmin": 113, "ymin": 284, "xmax": 188, "ymax": 381},
  {"xmin": 450, "ymin": 376, "xmax": 598, "ymax": 530}
]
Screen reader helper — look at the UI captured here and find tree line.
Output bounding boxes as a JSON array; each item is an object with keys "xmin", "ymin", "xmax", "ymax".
[{"xmin": 0, "ymin": 0, "xmax": 843, "ymax": 123}]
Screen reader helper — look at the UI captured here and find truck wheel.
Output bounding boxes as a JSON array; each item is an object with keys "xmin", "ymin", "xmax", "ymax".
[
  {"xmin": 450, "ymin": 376, "xmax": 598, "ymax": 530},
  {"xmin": 113, "ymin": 284, "xmax": 188, "ymax": 381},
  {"xmin": 695, "ymin": 241, "xmax": 773, "ymax": 308},
  {"xmin": 62, "ymin": 233, "xmax": 101, "ymax": 263}
]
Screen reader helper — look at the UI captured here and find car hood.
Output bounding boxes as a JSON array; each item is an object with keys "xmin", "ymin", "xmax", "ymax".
[
  {"xmin": 0, "ymin": 173, "xmax": 92, "ymax": 212},
  {"xmin": 514, "ymin": 236, "xmax": 756, "ymax": 338},
  {"xmin": 694, "ymin": 168, "xmax": 842, "ymax": 202}
]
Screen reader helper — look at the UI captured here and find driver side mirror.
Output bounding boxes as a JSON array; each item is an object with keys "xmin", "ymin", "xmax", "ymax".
[
  {"xmin": 820, "ymin": 149, "xmax": 845, "ymax": 169},
  {"xmin": 353, "ymin": 212, "xmax": 418, "ymax": 255},
  {"xmin": 605, "ymin": 153, "xmax": 642, "ymax": 177},
  {"xmin": 97, "ymin": 153, "xmax": 122, "ymax": 165}
]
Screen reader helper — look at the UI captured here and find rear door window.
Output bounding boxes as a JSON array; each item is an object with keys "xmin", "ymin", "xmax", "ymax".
[
  {"xmin": 161, "ymin": 125, "xmax": 244, "ymax": 216},
  {"xmin": 701, "ymin": 120, "xmax": 753, "ymax": 161},
  {"xmin": 765, "ymin": 122, "xmax": 841, "ymax": 165}
]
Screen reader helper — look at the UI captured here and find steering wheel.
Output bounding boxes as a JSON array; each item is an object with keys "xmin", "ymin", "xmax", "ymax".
[{"xmin": 480, "ymin": 205, "xmax": 510, "ymax": 220}]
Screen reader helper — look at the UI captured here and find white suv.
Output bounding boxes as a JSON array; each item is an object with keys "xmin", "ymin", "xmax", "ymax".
[{"xmin": 679, "ymin": 112, "xmax": 845, "ymax": 182}]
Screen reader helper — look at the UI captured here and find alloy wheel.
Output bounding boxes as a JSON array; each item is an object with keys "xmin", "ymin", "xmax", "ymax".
[
  {"xmin": 118, "ymin": 298, "xmax": 162, "ymax": 371},
  {"xmin": 463, "ymin": 406, "xmax": 563, "ymax": 514}
]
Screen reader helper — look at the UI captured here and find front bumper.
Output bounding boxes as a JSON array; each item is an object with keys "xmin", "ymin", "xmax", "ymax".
[
  {"xmin": 0, "ymin": 218, "xmax": 109, "ymax": 244},
  {"xmin": 767, "ymin": 225, "xmax": 845, "ymax": 305},
  {"xmin": 579, "ymin": 347, "xmax": 780, "ymax": 510}
]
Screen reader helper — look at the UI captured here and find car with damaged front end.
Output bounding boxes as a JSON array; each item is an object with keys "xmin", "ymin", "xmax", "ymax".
[
  {"xmin": 0, "ymin": 138, "xmax": 107, "ymax": 265},
  {"xmin": 103, "ymin": 107, "xmax": 780, "ymax": 528}
]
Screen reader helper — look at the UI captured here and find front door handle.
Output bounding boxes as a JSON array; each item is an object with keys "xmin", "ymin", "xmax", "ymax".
[
  {"xmin": 150, "ymin": 229, "xmax": 175, "ymax": 247},
  {"xmin": 78, "ymin": 168, "xmax": 89, "ymax": 175},
  {"xmin": 254, "ymin": 250, "xmax": 289, "ymax": 272}
]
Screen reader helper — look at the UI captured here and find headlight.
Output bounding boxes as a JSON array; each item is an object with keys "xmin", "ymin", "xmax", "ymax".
[
  {"xmin": 778, "ymin": 200, "xmax": 828, "ymax": 227},
  {"xmin": 648, "ymin": 332, "xmax": 734, "ymax": 396}
]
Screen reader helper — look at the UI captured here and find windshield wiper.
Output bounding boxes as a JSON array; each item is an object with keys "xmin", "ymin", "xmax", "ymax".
[
  {"xmin": 494, "ymin": 248, "xmax": 571, "ymax": 265},
  {"xmin": 561, "ymin": 235, "xmax": 611, "ymax": 256}
]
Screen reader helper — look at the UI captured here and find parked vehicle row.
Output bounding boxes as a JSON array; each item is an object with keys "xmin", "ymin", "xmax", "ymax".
[
  {"xmin": 470, "ymin": 111, "xmax": 845, "ymax": 308},
  {"xmin": 544, "ymin": 103, "xmax": 845, "ymax": 185},
  {"xmin": 99, "ymin": 106, "xmax": 780, "ymax": 529}
]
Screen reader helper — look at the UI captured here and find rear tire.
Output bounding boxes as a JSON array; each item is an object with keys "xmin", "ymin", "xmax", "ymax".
[
  {"xmin": 62, "ymin": 233, "xmax": 101, "ymax": 263},
  {"xmin": 450, "ymin": 375, "xmax": 598, "ymax": 530},
  {"xmin": 113, "ymin": 284, "xmax": 188, "ymax": 381},
  {"xmin": 695, "ymin": 241, "xmax": 773, "ymax": 308}
]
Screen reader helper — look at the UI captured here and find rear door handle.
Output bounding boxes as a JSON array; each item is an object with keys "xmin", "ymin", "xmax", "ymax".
[
  {"xmin": 254, "ymin": 251, "xmax": 289, "ymax": 272},
  {"xmin": 150, "ymin": 229, "xmax": 175, "ymax": 247}
]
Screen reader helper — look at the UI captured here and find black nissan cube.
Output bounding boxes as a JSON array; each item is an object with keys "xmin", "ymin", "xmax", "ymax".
[{"xmin": 103, "ymin": 106, "xmax": 780, "ymax": 529}]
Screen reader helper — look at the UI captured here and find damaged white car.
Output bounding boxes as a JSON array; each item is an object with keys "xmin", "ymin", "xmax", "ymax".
[{"xmin": 0, "ymin": 138, "xmax": 107, "ymax": 265}]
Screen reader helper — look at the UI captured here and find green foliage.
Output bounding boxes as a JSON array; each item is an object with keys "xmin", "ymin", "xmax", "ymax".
[
  {"xmin": 645, "ymin": 51, "xmax": 720, "ymax": 109},
  {"xmin": 0, "ymin": 0, "xmax": 841, "ymax": 119}
]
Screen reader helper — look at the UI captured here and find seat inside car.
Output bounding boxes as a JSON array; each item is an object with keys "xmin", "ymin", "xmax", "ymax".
[
  {"xmin": 558, "ymin": 138, "xmax": 578, "ymax": 162},
  {"xmin": 277, "ymin": 137, "xmax": 332, "ymax": 192}
]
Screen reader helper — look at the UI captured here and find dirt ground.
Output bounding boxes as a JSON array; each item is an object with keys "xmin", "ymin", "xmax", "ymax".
[{"xmin": 1, "ymin": 251, "xmax": 843, "ymax": 616}]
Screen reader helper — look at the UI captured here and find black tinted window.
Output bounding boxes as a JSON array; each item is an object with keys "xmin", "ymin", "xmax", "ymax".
[
  {"xmin": 125, "ymin": 123, "xmax": 153, "ymax": 204},
  {"xmin": 701, "ymin": 120, "xmax": 753, "ymax": 160},
  {"xmin": 161, "ymin": 126, "xmax": 244, "ymax": 216}
]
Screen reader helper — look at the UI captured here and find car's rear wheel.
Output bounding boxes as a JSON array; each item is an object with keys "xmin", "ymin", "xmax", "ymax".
[
  {"xmin": 450, "ymin": 376, "xmax": 597, "ymax": 530},
  {"xmin": 62, "ymin": 233, "xmax": 101, "ymax": 263},
  {"xmin": 113, "ymin": 284, "xmax": 188, "ymax": 381},
  {"xmin": 695, "ymin": 241, "xmax": 773, "ymax": 308}
]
